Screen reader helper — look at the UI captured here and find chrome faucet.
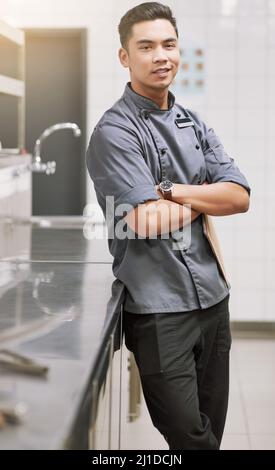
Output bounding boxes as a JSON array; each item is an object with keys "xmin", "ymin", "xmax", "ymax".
[{"xmin": 31, "ymin": 122, "xmax": 81, "ymax": 175}]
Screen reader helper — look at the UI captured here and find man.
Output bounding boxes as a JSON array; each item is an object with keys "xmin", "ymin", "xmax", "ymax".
[{"xmin": 86, "ymin": 2, "xmax": 250, "ymax": 450}]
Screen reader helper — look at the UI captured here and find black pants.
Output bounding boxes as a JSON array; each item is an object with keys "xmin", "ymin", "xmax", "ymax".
[{"xmin": 123, "ymin": 294, "xmax": 231, "ymax": 450}]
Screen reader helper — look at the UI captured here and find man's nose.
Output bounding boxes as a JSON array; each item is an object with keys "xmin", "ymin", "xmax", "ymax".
[{"xmin": 152, "ymin": 46, "xmax": 168, "ymax": 62}]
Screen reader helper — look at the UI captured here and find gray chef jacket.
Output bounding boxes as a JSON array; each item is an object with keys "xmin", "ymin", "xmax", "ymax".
[{"xmin": 86, "ymin": 82, "xmax": 250, "ymax": 314}]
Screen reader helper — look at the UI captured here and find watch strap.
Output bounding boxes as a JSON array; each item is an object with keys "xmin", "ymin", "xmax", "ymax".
[{"xmin": 163, "ymin": 189, "xmax": 172, "ymax": 200}]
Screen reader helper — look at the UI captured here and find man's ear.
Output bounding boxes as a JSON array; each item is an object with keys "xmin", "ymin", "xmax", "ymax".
[{"xmin": 118, "ymin": 47, "xmax": 129, "ymax": 68}]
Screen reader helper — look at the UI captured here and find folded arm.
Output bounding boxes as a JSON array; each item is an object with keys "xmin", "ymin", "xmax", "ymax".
[
  {"xmin": 124, "ymin": 180, "xmax": 250, "ymax": 237},
  {"xmin": 168, "ymin": 182, "xmax": 250, "ymax": 216},
  {"xmin": 124, "ymin": 199, "xmax": 200, "ymax": 238}
]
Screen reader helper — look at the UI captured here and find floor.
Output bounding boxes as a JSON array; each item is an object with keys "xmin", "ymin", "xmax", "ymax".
[{"xmin": 120, "ymin": 335, "xmax": 275, "ymax": 450}]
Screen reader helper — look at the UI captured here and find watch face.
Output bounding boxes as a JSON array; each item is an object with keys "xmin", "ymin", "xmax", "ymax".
[{"xmin": 160, "ymin": 180, "xmax": 173, "ymax": 191}]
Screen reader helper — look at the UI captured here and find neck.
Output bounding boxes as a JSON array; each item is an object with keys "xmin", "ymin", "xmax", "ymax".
[{"xmin": 130, "ymin": 81, "xmax": 169, "ymax": 110}]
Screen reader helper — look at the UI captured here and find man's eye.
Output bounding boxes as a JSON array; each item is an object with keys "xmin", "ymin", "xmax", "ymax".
[
  {"xmin": 166, "ymin": 44, "xmax": 175, "ymax": 49},
  {"xmin": 141, "ymin": 46, "xmax": 150, "ymax": 50}
]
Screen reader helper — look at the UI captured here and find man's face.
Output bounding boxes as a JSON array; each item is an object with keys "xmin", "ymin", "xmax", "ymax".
[{"xmin": 119, "ymin": 19, "xmax": 180, "ymax": 94}]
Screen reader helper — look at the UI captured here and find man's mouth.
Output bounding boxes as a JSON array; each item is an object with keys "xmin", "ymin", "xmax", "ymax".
[{"xmin": 152, "ymin": 67, "xmax": 171, "ymax": 76}]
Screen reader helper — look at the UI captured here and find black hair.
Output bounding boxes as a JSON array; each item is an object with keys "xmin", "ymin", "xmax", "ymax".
[{"xmin": 118, "ymin": 2, "xmax": 178, "ymax": 50}]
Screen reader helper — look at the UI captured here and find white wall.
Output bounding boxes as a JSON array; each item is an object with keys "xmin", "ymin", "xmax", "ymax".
[{"xmin": 1, "ymin": 0, "xmax": 274, "ymax": 321}]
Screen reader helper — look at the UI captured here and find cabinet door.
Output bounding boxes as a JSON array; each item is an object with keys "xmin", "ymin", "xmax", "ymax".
[
  {"xmin": 89, "ymin": 336, "xmax": 114, "ymax": 450},
  {"xmin": 12, "ymin": 165, "xmax": 32, "ymax": 218},
  {"xmin": 110, "ymin": 311, "xmax": 124, "ymax": 450},
  {"xmin": 0, "ymin": 168, "xmax": 16, "ymax": 218},
  {"xmin": 0, "ymin": 162, "xmax": 31, "ymax": 260},
  {"xmin": 88, "ymin": 309, "xmax": 126, "ymax": 450},
  {"xmin": 0, "ymin": 169, "xmax": 17, "ymax": 259}
]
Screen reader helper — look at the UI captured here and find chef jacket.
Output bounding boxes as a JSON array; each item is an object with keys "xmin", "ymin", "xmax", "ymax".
[{"xmin": 86, "ymin": 82, "xmax": 250, "ymax": 313}]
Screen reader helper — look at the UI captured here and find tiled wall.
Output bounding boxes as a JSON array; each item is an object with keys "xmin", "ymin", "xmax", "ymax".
[
  {"xmin": 2, "ymin": 0, "xmax": 274, "ymax": 320},
  {"xmin": 168, "ymin": 0, "xmax": 275, "ymax": 322}
]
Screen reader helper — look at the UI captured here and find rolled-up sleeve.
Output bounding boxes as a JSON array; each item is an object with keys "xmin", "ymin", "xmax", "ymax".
[
  {"xmin": 189, "ymin": 110, "xmax": 251, "ymax": 196},
  {"xmin": 86, "ymin": 120, "xmax": 160, "ymax": 220}
]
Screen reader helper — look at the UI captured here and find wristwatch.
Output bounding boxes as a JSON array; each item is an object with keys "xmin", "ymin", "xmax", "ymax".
[{"xmin": 159, "ymin": 180, "xmax": 174, "ymax": 200}]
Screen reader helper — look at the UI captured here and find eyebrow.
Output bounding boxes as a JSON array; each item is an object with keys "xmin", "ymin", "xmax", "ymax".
[{"xmin": 136, "ymin": 37, "xmax": 177, "ymax": 45}]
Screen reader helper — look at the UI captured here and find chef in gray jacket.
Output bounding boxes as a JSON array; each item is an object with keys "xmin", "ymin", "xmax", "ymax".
[{"xmin": 86, "ymin": 2, "xmax": 250, "ymax": 450}]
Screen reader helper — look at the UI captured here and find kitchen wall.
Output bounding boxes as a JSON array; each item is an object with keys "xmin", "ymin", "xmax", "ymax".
[{"xmin": 1, "ymin": 0, "xmax": 274, "ymax": 321}]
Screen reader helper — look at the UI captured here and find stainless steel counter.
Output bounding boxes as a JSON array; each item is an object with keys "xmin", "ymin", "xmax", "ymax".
[
  {"xmin": 0, "ymin": 218, "xmax": 125, "ymax": 449},
  {"xmin": 0, "ymin": 217, "xmax": 112, "ymax": 263}
]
